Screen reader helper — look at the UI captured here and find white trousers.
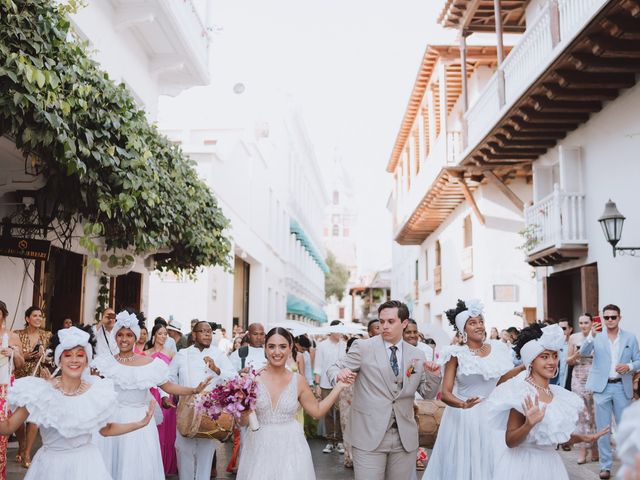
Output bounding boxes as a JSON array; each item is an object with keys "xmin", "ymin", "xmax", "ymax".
[{"xmin": 175, "ymin": 432, "xmax": 217, "ymax": 480}]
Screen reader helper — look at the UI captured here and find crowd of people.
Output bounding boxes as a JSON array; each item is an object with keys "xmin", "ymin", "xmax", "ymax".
[{"xmin": 0, "ymin": 297, "xmax": 638, "ymax": 480}]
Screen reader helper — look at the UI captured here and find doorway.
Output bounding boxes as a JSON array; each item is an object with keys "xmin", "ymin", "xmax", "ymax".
[
  {"xmin": 543, "ymin": 264, "xmax": 598, "ymax": 328},
  {"xmin": 233, "ymin": 257, "xmax": 250, "ymax": 330},
  {"xmin": 110, "ymin": 271, "xmax": 143, "ymax": 312}
]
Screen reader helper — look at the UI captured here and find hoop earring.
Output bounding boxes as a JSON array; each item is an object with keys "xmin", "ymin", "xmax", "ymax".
[
  {"xmin": 462, "ymin": 332, "xmax": 468, "ymax": 343},
  {"xmin": 553, "ymin": 365, "xmax": 559, "ymax": 379}
]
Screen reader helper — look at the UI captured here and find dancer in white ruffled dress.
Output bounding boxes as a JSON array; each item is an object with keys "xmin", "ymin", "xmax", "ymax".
[
  {"xmin": 92, "ymin": 311, "xmax": 211, "ymax": 480},
  {"xmin": 617, "ymin": 399, "xmax": 640, "ymax": 479},
  {"xmin": 488, "ymin": 324, "xmax": 608, "ymax": 480},
  {"xmin": 236, "ymin": 327, "xmax": 350, "ymax": 480},
  {"xmin": 425, "ymin": 299, "xmax": 523, "ymax": 480},
  {"xmin": 0, "ymin": 326, "xmax": 153, "ymax": 480}
]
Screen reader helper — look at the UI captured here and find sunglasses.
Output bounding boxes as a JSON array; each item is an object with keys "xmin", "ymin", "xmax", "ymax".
[{"xmin": 603, "ymin": 315, "xmax": 619, "ymax": 320}]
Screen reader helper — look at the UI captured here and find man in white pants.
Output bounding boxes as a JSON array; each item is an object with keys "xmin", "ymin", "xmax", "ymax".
[{"xmin": 169, "ymin": 321, "xmax": 236, "ymax": 480}]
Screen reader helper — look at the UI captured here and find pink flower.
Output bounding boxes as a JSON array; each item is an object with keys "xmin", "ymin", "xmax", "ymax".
[{"xmin": 194, "ymin": 370, "xmax": 259, "ymax": 420}]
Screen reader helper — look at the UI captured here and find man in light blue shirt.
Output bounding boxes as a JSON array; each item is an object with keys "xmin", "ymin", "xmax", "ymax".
[{"xmin": 581, "ymin": 304, "xmax": 640, "ymax": 479}]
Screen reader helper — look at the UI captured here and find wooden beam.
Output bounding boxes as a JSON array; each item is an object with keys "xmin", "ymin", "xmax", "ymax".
[
  {"xmin": 530, "ymin": 95, "xmax": 602, "ymax": 113},
  {"xmin": 541, "ymin": 83, "xmax": 619, "ymax": 100},
  {"xmin": 517, "ymin": 107, "xmax": 589, "ymax": 123},
  {"xmin": 500, "ymin": 126, "xmax": 567, "ymax": 140},
  {"xmin": 570, "ymin": 53, "xmax": 640, "ymax": 72},
  {"xmin": 588, "ymin": 34, "xmax": 640, "ymax": 58},
  {"xmin": 456, "ymin": 176, "xmax": 485, "ymax": 225},
  {"xmin": 494, "ymin": 134, "xmax": 557, "ymax": 148},
  {"xmin": 509, "ymin": 118, "xmax": 579, "ymax": 132},
  {"xmin": 484, "ymin": 169, "xmax": 524, "ymax": 211},
  {"xmin": 555, "ymin": 70, "xmax": 636, "ymax": 89}
]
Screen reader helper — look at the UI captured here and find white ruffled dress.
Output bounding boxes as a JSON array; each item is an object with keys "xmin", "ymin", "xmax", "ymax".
[
  {"xmin": 92, "ymin": 355, "xmax": 169, "ymax": 480},
  {"xmin": 8, "ymin": 376, "xmax": 117, "ymax": 480},
  {"xmin": 424, "ymin": 340, "xmax": 513, "ymax": 480},
  {"xmin": 487, "ymin": 371, "xmax": 584, "ymax": 480},
  {"xmin": 615, "ymin": 400, "xmax": 640, "ymax": 479}
]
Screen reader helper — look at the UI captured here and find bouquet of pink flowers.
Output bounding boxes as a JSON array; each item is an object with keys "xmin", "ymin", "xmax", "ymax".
[{"xmin": 194, "ymin": 372, "xmax": 260, "ymax": 430}]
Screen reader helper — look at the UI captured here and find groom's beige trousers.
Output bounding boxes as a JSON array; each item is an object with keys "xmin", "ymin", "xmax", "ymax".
[{"xmin": 352, "ymin": 427, "xmax": 416, "ymax": 480}]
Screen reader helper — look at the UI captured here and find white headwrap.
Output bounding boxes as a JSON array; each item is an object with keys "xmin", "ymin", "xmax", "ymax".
[
  {"xmin": 520, "ymin": 324, "xmax": 565, "ymax": 369},
  {"xmin": 54, "ymin": 326, "xmax": 93, "ymax": 366},
  {"xmin": 111, "ymin": 311, "xmax": 141, "ymax": 340},
  {"xmin": 454, "ymin": 299, "xmax": 484, "ymax": 333}
]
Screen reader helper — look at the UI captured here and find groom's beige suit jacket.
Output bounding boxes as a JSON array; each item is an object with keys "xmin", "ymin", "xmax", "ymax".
[{"xmin": 327, "ymin": 335, "xmax": 441, "ymax": 452}]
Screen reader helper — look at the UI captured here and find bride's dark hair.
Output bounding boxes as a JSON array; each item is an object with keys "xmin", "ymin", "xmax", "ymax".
[
  {"xmin": 512, "ymin": 323, "xmax": 544, "ymax": 359},
  {"xmin": 265, "ymin": 327, "xmax": 294, "ymax": 347}
]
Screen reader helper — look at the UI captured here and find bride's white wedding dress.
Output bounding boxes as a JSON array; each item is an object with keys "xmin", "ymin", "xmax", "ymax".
[{"xmin": 237, "ymin": 373, "xmax": 315, "ymax": 480}]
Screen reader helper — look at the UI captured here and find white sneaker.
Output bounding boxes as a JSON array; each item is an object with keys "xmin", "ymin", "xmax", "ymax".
[
  {"xmin": 336, "ymin": 443, "xmax": 345, "ymax": 454},
  {"xmin": 322, "ymin": 443, "xmax": 334, "ymax": 453}
]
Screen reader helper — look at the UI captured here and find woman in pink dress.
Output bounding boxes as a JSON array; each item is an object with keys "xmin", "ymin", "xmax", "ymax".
[{"xmin": 144, "ymin": 324, "xmax": 177, "ymax": 475}]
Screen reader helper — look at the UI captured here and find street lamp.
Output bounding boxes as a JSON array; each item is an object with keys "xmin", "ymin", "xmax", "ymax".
[{"xmin": 598, "ymin": 199, "xmax": 639, "ymax": 257}]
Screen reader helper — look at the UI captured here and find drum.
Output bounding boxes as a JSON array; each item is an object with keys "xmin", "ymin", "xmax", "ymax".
[
  {"xmin": 414, "ymin": 399, "xmax": 446, "ymax": 449},
  {"xmin": 176, "ymin": 394, "xmax": 235, "ymax": 442}
]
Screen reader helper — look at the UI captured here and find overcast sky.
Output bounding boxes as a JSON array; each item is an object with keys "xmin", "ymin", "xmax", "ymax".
[{"xmin": 169, "ymin": 1, "xmax": 456, "ymax": 274}]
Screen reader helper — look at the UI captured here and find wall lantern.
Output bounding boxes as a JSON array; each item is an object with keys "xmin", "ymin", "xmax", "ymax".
[{"xmin": 598, "ymin": 199, "xmax": 639, "ymax": 257}]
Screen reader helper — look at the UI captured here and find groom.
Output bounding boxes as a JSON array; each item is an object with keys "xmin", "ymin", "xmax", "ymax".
[{"xmin": 327, "ymin": 300, "xmax": 441, "ymax": 480}]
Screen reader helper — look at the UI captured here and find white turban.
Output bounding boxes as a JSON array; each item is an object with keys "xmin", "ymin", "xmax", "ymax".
[
  {"xmin": 54, "ymin": 326, "xmax": 93, "ymax": 366},
  {"xmin": 112, "ymin": 311, "xmax": 141, "ymax": 340},
  {"xmin": 454, "ymin": 299, "xmax": 484, "ymax": 333},
  {"xmin": 520, "ymin": 324, "xmax": 565, "ymax": 369}
]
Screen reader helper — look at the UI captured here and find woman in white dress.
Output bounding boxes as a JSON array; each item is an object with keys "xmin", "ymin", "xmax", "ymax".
[
  {"xmin": 0, "ymin": 326, "xmax": 153, "ymax": 479},
  {"xmin": 92, "ymin": 311, "xmax": 211, "ymax": 480},
  {"xmin": 488, "ymin": 323, "xmax": 608, "ymax": 480},
  {"xmin": 425, "ymin": 299, "xmax": 523, "ymax": 480},
  {"xmin": 236, "ymin": 327, "xmax": 350, "ymax": 480}
]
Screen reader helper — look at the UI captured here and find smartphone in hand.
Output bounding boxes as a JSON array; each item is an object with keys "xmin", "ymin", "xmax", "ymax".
[{"xmin": 593, "ymin": 316, "xmax": 603, "ymax": 333}]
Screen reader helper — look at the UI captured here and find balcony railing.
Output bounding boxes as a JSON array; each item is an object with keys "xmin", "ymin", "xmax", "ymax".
[
  {"xmin": 524, "ymin": 186, "xmax": 587, "ymax": 255},
  {"xmin": 464, "ymin": 0, "xmax": 608, "ymax": 148}
]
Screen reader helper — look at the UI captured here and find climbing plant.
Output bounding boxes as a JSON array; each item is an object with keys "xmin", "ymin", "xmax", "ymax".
[{"xmin": 0, "ymin": 0, "xmax": 231, "ymax": 273}]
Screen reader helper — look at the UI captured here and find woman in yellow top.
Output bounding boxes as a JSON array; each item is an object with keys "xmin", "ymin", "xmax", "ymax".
[{"xmin": 14, "ymin": 306, "xmax": 51, "ymax": 469}]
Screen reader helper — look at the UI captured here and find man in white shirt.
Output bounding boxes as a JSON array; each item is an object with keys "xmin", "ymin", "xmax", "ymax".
[
  {"xmin": 229, "ymin": 323, "xmax": 266, "ymax": 372},
  {"xmin": 403, "ymin": 319, "xmax": 435, "ymax": 362},
  {"xmin": 169, "ymin": 320, "xmax": 236, "ymax": 480},
  {"xmin": 314, "ymin": 320, "xmax": 346, "ymax": 454},
  {"xmin": 217, "ymin": 328, "xmax": 232, "ymax": 355},
  {"xmin": 93, "ymin": 308, "xmax": 118, "ymax": 357}
]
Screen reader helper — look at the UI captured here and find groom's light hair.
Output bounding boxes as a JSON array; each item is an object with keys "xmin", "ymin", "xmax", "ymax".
[{"xmin": 377, "ymin": 300, "xmax": 410, "ymax": 321}]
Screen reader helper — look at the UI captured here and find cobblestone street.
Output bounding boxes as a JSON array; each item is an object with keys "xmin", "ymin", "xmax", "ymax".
[{"xmin": 5, "ymin": 438, "xmax": 619, "ymax": 479}]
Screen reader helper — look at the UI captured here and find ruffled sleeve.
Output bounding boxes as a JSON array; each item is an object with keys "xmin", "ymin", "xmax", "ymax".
[
  {"xmin": 486, "ymin": 371, "xmax": 584, "ymax": 445},
  {"xmin": 8, "ymin": 376, "xmax": 118, "ymax": 437},
  {"xmin": 439, "ymin": 340, "xmax": 513, "ymax": 380},
  {"xmin": 92, "ymin": 355, "xmax": 169, "ymax": 390},
  {"xmin": 616, "ymin": 401, "xmax": 640, "ymax": 477}
]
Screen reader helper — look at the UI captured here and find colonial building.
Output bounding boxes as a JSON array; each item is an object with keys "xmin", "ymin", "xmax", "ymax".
[
  {"xmin": 0, "ymin": 1, "xmax": 213, "ymax": 330},
  {"xmin": 387, "ymin": 41, "xmax": 538, "ymax": 335},
  {"xmin": 147, "ymin": 90, "xmax": 329, "ymax": 331}
]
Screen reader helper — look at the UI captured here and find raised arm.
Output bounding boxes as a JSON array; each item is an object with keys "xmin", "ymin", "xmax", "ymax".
[
  {"xmin": 297, "ymin": 374, "xmax": 346, "ymax": 419},
  {"xmin": 0, "ymin": 406, "xmax": 29, "ymax": 435},
  {"xmin": 160, "ymin": 377, "xmax": 211, "ymax": 396}
]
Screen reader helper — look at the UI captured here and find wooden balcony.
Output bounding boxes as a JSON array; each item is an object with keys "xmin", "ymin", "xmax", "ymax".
[
  {"xmin": 459, "ymin": 0, "xmax": 640, "ymax": 170},
  {"xmin": 524, "ymin": 186, "xmax": 588, "ymax": 266}
]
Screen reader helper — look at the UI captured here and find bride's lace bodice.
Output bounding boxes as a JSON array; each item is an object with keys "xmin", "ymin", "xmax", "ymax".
[{"xmin": 255, "ymin": 373, "xmax": 299, "ymax": 426}]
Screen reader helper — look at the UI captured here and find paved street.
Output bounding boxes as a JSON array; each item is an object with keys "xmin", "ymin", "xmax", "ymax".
[{"xmin": 5, "ymin": 438, "xmax": 619, "ymax": 479}]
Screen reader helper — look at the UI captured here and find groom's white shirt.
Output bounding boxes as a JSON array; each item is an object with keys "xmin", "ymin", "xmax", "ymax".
[{"xmin": 383, "ymin": 339, "xmax": 403, "ymax": 366}]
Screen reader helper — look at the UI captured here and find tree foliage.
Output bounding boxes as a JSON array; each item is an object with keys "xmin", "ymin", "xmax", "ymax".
[
  {"xmin": 0, "ymin": 0, "xmax": 231, "ymax": 273},
  {"xmin": 325, "ymin": 251, "xmax": 350, "ymax": 301}
]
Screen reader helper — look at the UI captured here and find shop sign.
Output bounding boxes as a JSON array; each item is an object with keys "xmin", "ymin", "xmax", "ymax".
[{"xmin": 0, "ymin": 237, "xmax": 51, "ymax": 261}]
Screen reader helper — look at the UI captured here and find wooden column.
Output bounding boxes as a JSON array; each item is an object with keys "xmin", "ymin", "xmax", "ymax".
[
  {"xmin": 493, "ymin": 0, "xmax": 504, "ymax": 65},
  {"xmin": 484, "ymin": 170, "xmax": 525, "ymax": 211}
]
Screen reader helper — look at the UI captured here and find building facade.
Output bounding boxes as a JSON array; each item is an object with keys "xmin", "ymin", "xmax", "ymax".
[
  {"xmin": 0, "ymin": 1, "xmax": 211, "ymax": 330},
  {"xmin": 147, "ymin": 91, "xmax": 328, "ymax": 332},
  {"xmin": 387, "ymin": 42, "xmax": 538, "ymax": 336},
  {"xmin": 436, "ymin": 0, "xmax": 640, "ymax": 336}
]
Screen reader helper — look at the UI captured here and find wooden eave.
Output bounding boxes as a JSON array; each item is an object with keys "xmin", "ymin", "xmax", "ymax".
[
  {"xmin": 438, "ymin": 0, "xmax": 530, "ymax": 33},
  {"xmin": 526, "ymin": 246, "xmax": 589, "ymax": 267},
  {"xmin": 395, "ymin": 164, "xmax": 530, "ymax": 245},
  {"xmin": 386, "ymin": 45, "xmax": 505, "ymax": 173},
  {"xmin": 461, "ymin": 0, "xmax": 640, "ymax": 171}
]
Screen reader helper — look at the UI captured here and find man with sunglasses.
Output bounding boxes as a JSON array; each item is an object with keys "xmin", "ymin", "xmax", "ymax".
[{"xmin": 581, "ymin": 304, "xmax": 640, "ymax": 479}]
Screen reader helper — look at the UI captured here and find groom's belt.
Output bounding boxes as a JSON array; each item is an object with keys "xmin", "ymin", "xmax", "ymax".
[{"xmin": 607, "ymin": 378, "xmax": 622, "ymax": 383}]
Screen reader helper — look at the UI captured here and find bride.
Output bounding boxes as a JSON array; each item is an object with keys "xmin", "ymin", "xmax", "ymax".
[{"xmin": 236, "ymin": 327, "xmax": 351, "ymax": 480}]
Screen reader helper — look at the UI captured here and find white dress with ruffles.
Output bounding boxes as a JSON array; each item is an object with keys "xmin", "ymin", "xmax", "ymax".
[
  {"xmin": 487, "ymin": 371, "xmax": 584, "ymax": 480},
  {"xmin": 92, "ymin": 355, "xmax": 169, "ymax": 480},
  {"xmin": 8, "ymin": 376, "xmax": 117, "ymax": 480},
  {"xmin": 424, "ymin": 340, "xmax": 514, "ymax": 480}
]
